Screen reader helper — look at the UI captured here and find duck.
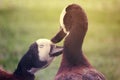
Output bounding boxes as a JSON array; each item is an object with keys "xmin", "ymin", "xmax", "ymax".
[
  {"xmin": 0, "ymin": 39, "xmax": 63, "ymax": 80},
  {"xmin": 52, "ymin": 4, "xmax": 106, "ymax": 80}
]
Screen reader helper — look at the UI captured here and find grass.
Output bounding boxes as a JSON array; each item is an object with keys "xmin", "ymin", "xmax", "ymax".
[{"xmin": 0, "ymin": 0, "xmax": 120, "ymax": 80}]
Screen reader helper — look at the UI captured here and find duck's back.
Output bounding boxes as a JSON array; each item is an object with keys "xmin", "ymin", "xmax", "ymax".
[
  {"xmin": 55, "ymin": 67, "xmax": 105, "ymax": 80},
  {"xmin": 0, "ymin": 69, "xmax": 18, "ymax": 80}
]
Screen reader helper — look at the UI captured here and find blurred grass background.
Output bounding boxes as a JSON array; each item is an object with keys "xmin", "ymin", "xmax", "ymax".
[{"xmin": 0, "ymin": 0, "xmax": 120, "ymax": 80}]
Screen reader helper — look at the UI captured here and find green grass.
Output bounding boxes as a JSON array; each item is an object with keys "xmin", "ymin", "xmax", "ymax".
[{"xmin": 0, "ymin": 0, "xmax": 120, "ymax": 80}]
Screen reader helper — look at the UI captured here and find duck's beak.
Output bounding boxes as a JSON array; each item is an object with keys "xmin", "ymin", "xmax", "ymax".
[
  {"xmin": 51, "ymin": 28, "xmax": 66, "ymax": 44},
  {"xmin": 49, "ymin": 45, "xmax": 63, "ymax": 57}
]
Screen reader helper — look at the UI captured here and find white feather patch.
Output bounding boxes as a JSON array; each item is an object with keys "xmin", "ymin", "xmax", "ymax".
[
  {"xmin": 60, "ymin": 6, "xmax": 70, "ymax": 35},
  {"xmin": 36, "ymin": 39, "xmax": 54, "ymax": 62},
  {"xmin": 60, "ymin": 7, "xmax": 68, "ymax": 34}
]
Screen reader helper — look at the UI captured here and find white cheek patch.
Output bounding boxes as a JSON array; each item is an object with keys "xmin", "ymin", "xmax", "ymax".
[
  {"xmin": 38, "ymin": 45, "xmax": 54, "ymax": 62},
  {"xmin": 36, "ymin": 39, "xmax": 54, "ymax": 62}
]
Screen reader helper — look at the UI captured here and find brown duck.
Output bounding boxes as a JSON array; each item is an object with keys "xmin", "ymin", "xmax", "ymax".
[{"xmin": 52, "ymin": 4, "xmax": 106, "ymax": 80}]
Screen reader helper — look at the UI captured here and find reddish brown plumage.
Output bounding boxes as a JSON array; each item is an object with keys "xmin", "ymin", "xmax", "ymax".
[
  {"xmin": 0, "ymin": 68, "xmax": 35, "ymax": 80},
  {"xmin": 52, "ymin": 4, "xmax": 106, "ymax": 80},
  {"xmin": 0, "ymin": 69, "xmax": 18, "ymax": 80}
]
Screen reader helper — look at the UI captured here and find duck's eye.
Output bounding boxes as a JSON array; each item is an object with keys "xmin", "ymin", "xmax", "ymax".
[{"xmin": 39, "ymin": 45, "xmax": 44, "ymax": 48}]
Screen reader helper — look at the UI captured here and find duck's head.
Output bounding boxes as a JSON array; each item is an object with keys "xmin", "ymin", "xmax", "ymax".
[
  {"xmin": 51, "ymin": 4, "xmax": 83, "ymax": 43},
  {"xmin": 60, "ymin": 4, "xmax": 87, "ymax": 34},
  {"xmin": 28, "ymin": 39, "xmax": 63, "ymax": 73},
  {"xmin": 35, "ymin": 39, "xmax": 63, "ymax": 62},
  {"xmin": 15, "ymin": 39, "xmax": 63, "ymax": 75},
  {"xmin": 51, "ymin": 4, "xmax": 82, "ymax": 44}
]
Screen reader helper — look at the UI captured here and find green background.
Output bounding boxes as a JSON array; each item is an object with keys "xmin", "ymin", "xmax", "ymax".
[{"xmin": 0, "ymin": 0, "xmax": 120, "ymax": 80}]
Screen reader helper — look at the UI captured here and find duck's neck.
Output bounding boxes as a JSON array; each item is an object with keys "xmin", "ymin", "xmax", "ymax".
[
  {"xmin": 61, "ymin": 7, "xmax": 91, "ymax": 68},
  {"xmin": 62, "ymin": 23, "xmax": 90, "ymax": 67},
  {"xmin": 13, "ymin": 52, "xmax": 35, "ymax": 80}
]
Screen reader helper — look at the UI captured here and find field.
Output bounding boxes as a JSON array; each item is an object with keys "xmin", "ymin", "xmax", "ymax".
[{"xmin": 0, "ymin": 0, "xmax": 120, "ymax": 80}]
